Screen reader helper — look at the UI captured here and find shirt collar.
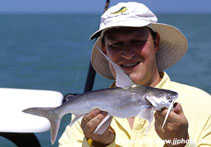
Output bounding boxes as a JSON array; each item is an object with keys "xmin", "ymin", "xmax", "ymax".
[
  {"xmin": 110, "ymin": 72, "xmax": 171, "ymax": 89},
  {"xmin": 155, "ymin": 72, "xmax": 171, "ymax": 89}
]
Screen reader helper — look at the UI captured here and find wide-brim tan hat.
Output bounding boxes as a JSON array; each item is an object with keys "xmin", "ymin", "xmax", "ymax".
[{"xmin": 90, "ymin": 2, "xmax": 188, "ymax": 80}]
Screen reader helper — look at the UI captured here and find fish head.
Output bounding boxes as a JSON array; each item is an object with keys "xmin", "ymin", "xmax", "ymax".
[{"xmin": 145, "ymin": 87, "xmax": 178, "ymax": 110}]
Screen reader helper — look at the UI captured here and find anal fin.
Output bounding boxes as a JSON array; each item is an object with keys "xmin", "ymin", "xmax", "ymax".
[{"xmin": 69, "ymin": 114, "xmax": 84, "ymax": 127}]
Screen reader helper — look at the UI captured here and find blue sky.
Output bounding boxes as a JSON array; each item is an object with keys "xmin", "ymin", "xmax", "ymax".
[{"xmin": 0, "ymin": 0, "xmax": 211, "ymax": 13}]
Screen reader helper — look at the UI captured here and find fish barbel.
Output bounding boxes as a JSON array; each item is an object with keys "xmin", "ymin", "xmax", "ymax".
[{"xmin": 23, "ymin": 47, "xmax": 178, "ymax": 144}]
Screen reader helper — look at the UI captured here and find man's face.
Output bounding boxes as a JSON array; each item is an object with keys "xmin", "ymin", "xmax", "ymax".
[{"xmin": 102, "ymin": 27, "xmax": 160, "ymax": 86}]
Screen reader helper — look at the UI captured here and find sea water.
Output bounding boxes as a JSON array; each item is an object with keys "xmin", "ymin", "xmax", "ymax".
[{"xmin": 0, "ymin": 13, "xmax": 210, "ymax": 146}]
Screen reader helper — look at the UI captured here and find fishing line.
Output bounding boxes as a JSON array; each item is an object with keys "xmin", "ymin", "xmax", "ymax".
[{"xmin": 70, "ymin": 1, "xmax": 108, "ymax": 94}]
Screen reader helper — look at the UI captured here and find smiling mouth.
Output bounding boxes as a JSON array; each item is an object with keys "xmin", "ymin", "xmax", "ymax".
[{"xmin": 121, "ymin": 62, "xmax": 140, "ymax": 68}]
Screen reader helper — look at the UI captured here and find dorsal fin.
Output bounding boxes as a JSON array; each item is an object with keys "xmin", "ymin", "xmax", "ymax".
[{"xmin": 96, "ymin": 47, "xmax": 134, "ymax": 88}]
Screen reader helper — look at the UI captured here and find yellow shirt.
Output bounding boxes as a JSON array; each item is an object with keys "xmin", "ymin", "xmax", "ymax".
[{"xmin": 59, "ymin": 72, "xmax": 211, "ymax": 147}]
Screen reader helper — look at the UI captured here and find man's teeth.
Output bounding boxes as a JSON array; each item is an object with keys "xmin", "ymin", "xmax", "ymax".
[{"xmin": 122, "ymin": 62, "xmax": 139, "ymax": 67}]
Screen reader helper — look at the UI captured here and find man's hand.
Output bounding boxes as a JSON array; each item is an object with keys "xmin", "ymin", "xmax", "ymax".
[
  {"xmin": 154, "ymin": 103, "xmax": 189, "ymax": 147},
  {"xmin": 81, "ymin": 108, "xmax": 115, "ymax": 146}
]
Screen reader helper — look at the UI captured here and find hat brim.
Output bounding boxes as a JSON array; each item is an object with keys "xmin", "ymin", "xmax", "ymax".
[{"xmin": 91, "ymin": 23, "xmax": 188, "ymax": 80}]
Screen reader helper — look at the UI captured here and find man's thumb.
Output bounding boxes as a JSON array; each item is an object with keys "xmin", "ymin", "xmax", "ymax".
[{"xmin": 173, "ymin": 102, "xmax": 183, "ymax": 114}]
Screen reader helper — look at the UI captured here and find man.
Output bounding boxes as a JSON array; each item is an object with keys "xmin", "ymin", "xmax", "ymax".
[{"xmin": 59, "ymin": 2, "xmax": 211, "ymax": 147}]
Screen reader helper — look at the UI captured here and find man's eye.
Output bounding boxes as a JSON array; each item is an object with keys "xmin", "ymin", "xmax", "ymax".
[
  {"xmin": 132, "ymin": 40, "xmax": 147, "ymax": 45},
  {"xmin": 110, "ymin": 43, "xmax": 123, "ymax": 48}
]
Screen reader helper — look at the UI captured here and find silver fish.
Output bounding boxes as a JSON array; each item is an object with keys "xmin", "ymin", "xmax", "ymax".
[{"xmin": 23, "ymin": 47, "xmax": 178, "ymax": 144}]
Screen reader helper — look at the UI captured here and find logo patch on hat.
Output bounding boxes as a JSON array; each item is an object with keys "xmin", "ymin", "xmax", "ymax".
[{"xmin": 111, "ymin": 7, "xmax": 128, "ymax": 14}]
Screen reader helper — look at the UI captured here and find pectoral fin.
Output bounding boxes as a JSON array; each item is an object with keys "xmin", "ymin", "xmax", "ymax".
[
  {"xmin": 94, "ymin": 114, "xmax": 112, "ymax": 134},
  {"xmin": 137, "ymin": 107, "xmax": 153, "ymax": 123},
  {"xmin": 137, "ymin": 107, "xmax": 153, "ymax": 132}
]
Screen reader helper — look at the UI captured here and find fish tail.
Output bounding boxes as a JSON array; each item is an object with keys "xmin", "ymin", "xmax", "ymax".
[{"xmin": 23, "ymin": 107, "xmax": 62, "ymax": 145}]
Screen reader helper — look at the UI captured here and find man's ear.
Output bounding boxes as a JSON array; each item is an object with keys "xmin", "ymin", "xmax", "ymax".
[
  {"xmin": 154, "ymin": 33, "xmax": 160, "ymax": 53},
  {"xmin": 101, "ymin": 39, "xmax": 107, "ymax": 54}
]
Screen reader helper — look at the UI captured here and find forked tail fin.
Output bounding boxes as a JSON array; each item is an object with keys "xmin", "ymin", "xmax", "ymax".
[{"xmin": 23, "ymin": 107, "xmax": 62, "ymax": 144}]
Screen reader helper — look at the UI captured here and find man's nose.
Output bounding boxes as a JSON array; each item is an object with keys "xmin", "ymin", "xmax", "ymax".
[{"xmin": 121, "ymin": 45, "xmax": 136, "ymax": 60}]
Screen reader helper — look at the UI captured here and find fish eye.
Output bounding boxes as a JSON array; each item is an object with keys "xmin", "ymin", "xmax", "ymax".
[{"xmin": 167, "ymin": 96, "xmax": 171, "ymax": 100}]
